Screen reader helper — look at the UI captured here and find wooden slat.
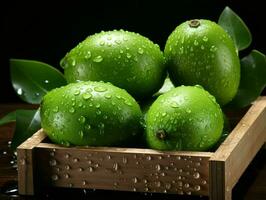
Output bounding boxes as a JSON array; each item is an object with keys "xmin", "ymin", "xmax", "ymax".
[
  {"xmin": 210, "ymin": 97, "xmax": 266, "ymax": 200},
  {"xmin": 35, "ymin": 142, "xmax": 212, "ymax": 196}
]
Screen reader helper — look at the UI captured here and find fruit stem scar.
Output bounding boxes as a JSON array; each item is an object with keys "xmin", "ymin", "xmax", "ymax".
[
  {"xmin": 156, "ymin": 129, "xmax": 167, "ymax": 140},
  {"xmin": 189, "ymin": 20, "xmax": 200, "ymax": 28}
]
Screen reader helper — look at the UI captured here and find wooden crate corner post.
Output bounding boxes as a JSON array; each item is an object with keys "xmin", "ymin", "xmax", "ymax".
[
  {"xmin": 209, "ymin": 97, "xmax": 266, "ymax": 200},
  {"xmin": 17, "ymin": 129, "xmax": 46, "ymax": 195}
]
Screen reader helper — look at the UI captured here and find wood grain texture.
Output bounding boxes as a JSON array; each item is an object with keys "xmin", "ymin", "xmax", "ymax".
[
  {"xmin": 34, "ymin": 133, "xmax": 212, "ymax": 196},
  {"xmin": 17, "ymin": 129, "xmax": 46, "ymax": 195},
  {"xmin": 209, "ymin": 96, "xmax": 266, "ymax": 200}
]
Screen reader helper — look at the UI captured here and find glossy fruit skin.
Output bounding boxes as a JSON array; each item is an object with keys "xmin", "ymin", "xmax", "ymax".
[
  {"xmin": 60, "ymin": 30, "xmax": 166, "ymax": 100},
  {"xmin": 40, "ymin": 81, "xmax": 143, "ymax": 147},
  {"xmin": 145, "ymin": 85, "xmax": 224, "ymax": 151},
  {"xmin": 164, "ymin": 19, "xmax": 240, "ymax": 106}
]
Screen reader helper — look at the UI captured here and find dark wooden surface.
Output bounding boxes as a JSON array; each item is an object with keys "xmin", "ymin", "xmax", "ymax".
[{"xmin": 0, "ymin": 104, "xmax": 266, "ymax": 200}]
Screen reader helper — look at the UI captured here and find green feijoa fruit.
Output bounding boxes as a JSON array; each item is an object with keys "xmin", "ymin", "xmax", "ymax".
[
  {"xmin": 164, "ymin": 19, "xmax": 240, "ymax": 106},
  {"xmin": 145, "ymin": 85, "xmax": 224, "ymax": 151},
  {"xmin": 60, "ymin": 30, "xmax": 166, "ymax": 100},
  {"xmin": 211, "ymin": 112, "xmax": 231, "ymax": 151},
  {"xmin": 40, "ymin": 81, "xmax": 143, "ymax": 147}
]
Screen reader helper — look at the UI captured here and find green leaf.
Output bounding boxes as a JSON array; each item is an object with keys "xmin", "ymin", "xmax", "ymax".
[
  {"xmin": 11, "ymin": 109, "xmax": 41, "ymax": 150},
  {"xmin": 228, "ymin": 50, "xmax": 266, "ymax": 108},
  {"xmin": 218, "ymin": 6, "xmax": 252, "ymax": 51},
  {"xmin": 153, "ymin": 77, "xmax": 175, "ymax": 97},
  {"xmin": 0, "ymin": 111, "xmax": 16, "ymax": 126},
  {"xmin": 10, "ymin": 59, "xmax": 67, "ymax": 104}
]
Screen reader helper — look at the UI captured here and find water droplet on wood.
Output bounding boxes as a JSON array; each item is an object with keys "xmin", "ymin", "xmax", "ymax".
[
  {"xmin": 49, "ymin": 159, "xmax": 57, "ymax": 166},
  {"xmin": 51, "ymin": 174, "xmax": 59, "ymax": 181}
]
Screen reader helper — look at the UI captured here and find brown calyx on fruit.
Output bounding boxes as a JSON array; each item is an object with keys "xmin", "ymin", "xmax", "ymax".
[
  {"xmin": 156, "ymin": 129, "xmax": 167, "ymax": 140},
  {"xmin": 189, "ymin": 19, "xmax": 201, "ymax": 28}
]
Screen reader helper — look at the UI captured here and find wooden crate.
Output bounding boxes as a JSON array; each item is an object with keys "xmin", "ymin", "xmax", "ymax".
[{"xmin": 17, "ymin": 96, "xmax": 266, "ymax": 200}]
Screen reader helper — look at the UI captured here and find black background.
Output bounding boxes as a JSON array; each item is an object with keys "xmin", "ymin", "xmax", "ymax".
[{"xmin": 1, "ymin": 0, "xmax": 265, "ymax": 103}]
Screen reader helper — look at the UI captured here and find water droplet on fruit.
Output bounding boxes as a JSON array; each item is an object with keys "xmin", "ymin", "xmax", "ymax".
[
  {"xmin": 126, "ymin": 53, "xmax": 132, "ymax": 58},
  {"xmin": 115, "ymin": 39, "xmax": 121, "ymax": 45},
  {"xmin": 69, "ymin": 107, "xmax": 75, "ymax": 113},
  {"xmin": 78, "ymin": 116, "xmax": 86, "ymax": 124},
  {"xmin": 53, "ymin": 106, "xmax": 59, "ymax": 113},
  {"xmin": 85, "ymin": 51, "xmax": 91, "ymax": 59},
  {"xmin": 74, "ymin": 90, "xmax": 80, "ymax": 96},
  {"xmin": 124, "ymin": 100, "xmax": 132, "ymax": 106},
  {"xmin": 94, "ymin": 86, "xmax": 107, "ymax": 92},
  {"xmin": 138, "ymin": 47, "xmax": 144, "ymax": 54},
  {"xmin": 82, "ymin": 93, "xmax": 92, "ymax": 100},
  {"xmin": 17, "ymin": 88, "xmax": 23, "ymax": 95},
  {"xmin": 85, "ymin": 124, "xmax": 91, "ymax": 130},
  {"xmin": 210, "ymin": 45, "xmax": 217, "ymax": 52},
  {"xmin": 186, "ymin": 109, "xmax": 191, "ymax": 113},
  {"xmin": 194, "ymin": 40, "xmax": 199, "ymax": 46},
  {"xmin": 179, "ymin": 47, "xmax": 184, "ymax": 54},
  {"xmin": 203, "ymin": 36, "xmax": 208, "ymax": 42},
  {"xmin": 79, "ymin": 130, "xmax": 84, "ymax": 138},
  {"xmin": 115, "ymin": 95, "xmax": 122, "ymax": 99},
  {"xmin": 93, "ymin": 55, "xmax": 103, "ymax": 63},
  {"xmin": 104, "ymin": 94, "xmax": 112, "ymax": 99},
  {"xmin": 162, "ymin": 112, "xmax": 166, "ymax": 117},
  {"xmin": 181, "ymin": 36, "xmax": 185, "ymax": 44},
  {"xmin": 170, "ymin": 102, "xmax": 179, "ymax": 108}
]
